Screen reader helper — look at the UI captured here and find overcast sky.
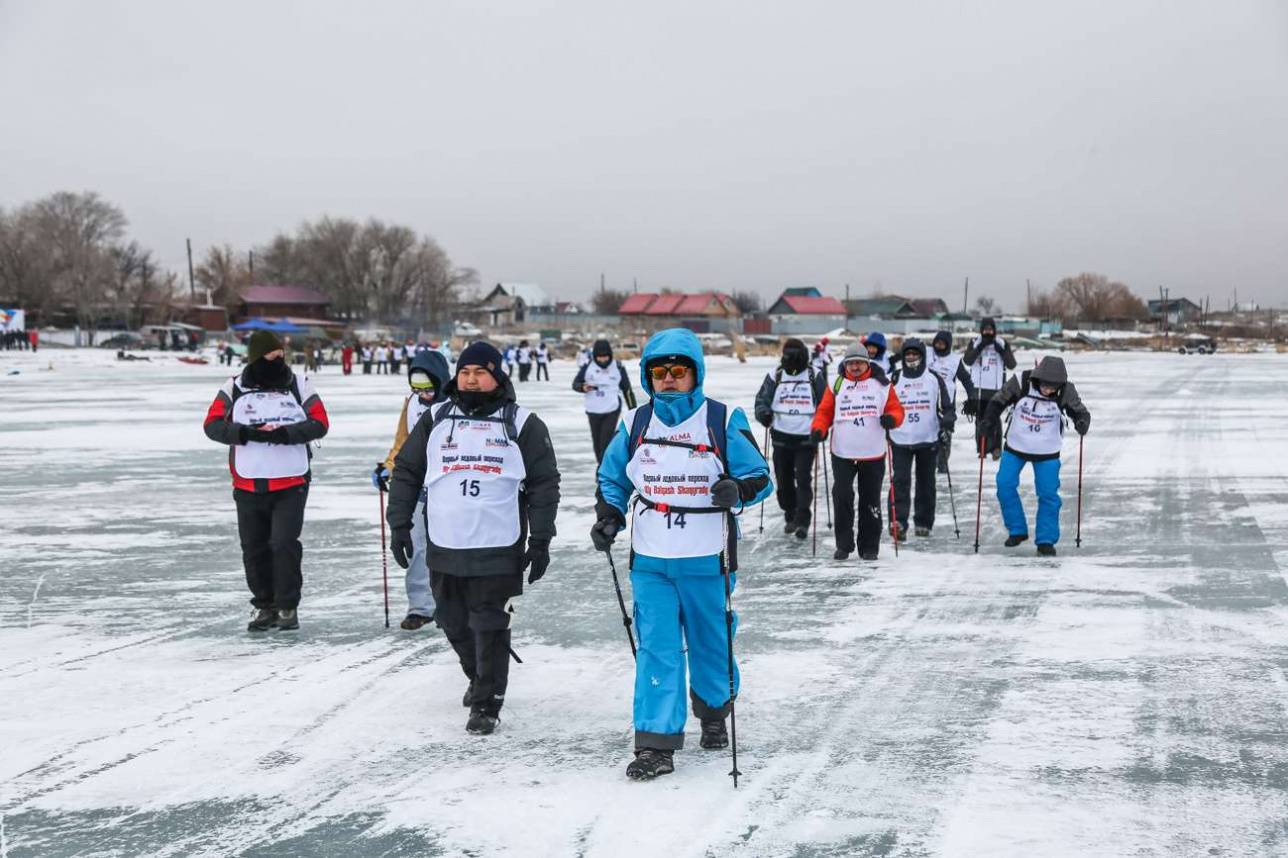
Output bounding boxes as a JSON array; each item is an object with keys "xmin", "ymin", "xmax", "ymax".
[{"xmin": 2, "ymin": 0, "xmax": 1285, "ymax": 309}]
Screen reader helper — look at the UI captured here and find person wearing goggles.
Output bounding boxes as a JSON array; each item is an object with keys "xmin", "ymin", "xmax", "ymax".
[{"xmin": 373, "ymin": 349, "xmax": 451, "ymax": 629}]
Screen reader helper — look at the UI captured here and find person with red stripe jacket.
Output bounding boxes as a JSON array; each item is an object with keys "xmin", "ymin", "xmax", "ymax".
[
  {"xmin": 810, "ymin": 346, "xmax": 905, "ymax": 562},
  {"xmin": 203, "ymin": 330, "xmax": 330, "ymax": 632}
]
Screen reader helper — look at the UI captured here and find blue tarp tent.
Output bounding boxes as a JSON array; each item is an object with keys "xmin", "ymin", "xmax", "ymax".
[{"xmin": 232, "ymin": 318, "xmax": 307, "ymax": 334}]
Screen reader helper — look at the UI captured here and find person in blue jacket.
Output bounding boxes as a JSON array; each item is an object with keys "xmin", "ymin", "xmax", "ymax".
[{"xmin": 591, "ymin": 328, "xmax": 772, "ymax": 781}]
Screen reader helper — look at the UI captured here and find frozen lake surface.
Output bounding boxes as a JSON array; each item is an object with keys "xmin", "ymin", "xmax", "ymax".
[{"xmin": 2, "ymin": 347, "xmax": 1287, "ymax": 857}]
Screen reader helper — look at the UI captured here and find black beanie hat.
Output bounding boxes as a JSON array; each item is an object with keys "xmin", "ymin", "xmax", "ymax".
[
  {"xmin": 247, "ymin": 330, "xmax": 283, "ymax": 363},
  {"xmin": 457, "ymin": 341, "xmax": 507, "ymax": 384},
  {"xmin": 592, "ymin": 339, "xmax": 612, "ymax": 358}
]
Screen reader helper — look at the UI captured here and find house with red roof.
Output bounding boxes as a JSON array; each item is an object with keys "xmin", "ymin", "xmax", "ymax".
[
  {"xmin": 617, "ymin": 291, "xmax": 741, "ymax": 333},
  {"xmin": 238, "ymin": 284, "xmax": 331, "ymax": 322},
  {"xmin": 767, "ymin": 289, "xmax": 847, "ymax": 335}
]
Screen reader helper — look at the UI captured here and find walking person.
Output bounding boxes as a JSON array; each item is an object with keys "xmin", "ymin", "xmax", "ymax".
[
  {"xmin": 979, "ymin": 356, "xmax": 1090, "ymax": 556},
  {"xmin": 592, "ymin": 327, "xmax": 771, "ymax": 779},
  {"xmin": 373, "ymin": 350, "xmax": 451, "ymax": 630},
  {"xmin": 386, "ymin": 342, "xmax": 561, "ymax": 734},
  {"xmin": 862, "ymin": 332, "xmax": 891, "ymax": 374},
  {"xmin": 962, "ymin": 317, "xmax": 1017, "ymax": 460},
  {"xmin": 202, "ymin": 330, "xmax": 330, "ymax": 631},
  {"xmin": 926, "ymin": 330, "xmax": 976, "ymax": 473},
  {"xmin": 534, "ymin": 341, "xmax": 550, "ymax": 381},
  {"xmin": 810, "ymin": 336, "xmax": 834, "ymax": 384},
  {"xmin": 389, "ymin": 341, "xmax": 402, "ymax": 375},
  {"xmin": 754, "ymin": 338, "xmax": 825, "ymax": 540},
  {"xmin": 341, "ymin": 343, "xmax": 354, "ymax": 375},
  {"xmin": 516, "ymin": 340, "xmax": 532, "ymax": 382},
  {"xmin": 377, "ymin": 343, "xmax": 391, "ymax": 375},
  {"xmin": 361, "ymin": 344, "xmax": 373, "ymax": 375},
  {"xmin": 503, "ymin": 344, "xmax": 517, "ymax": 377},
  {"xmin": 810, "ymin": 347, "xmax": 904, "ymax": 561},
  {"xmin": 572, "ymin": 339, "xmax": 637, "ymax": 463},
  {"xmin": 888, "ymin": 339, "xmax": 955, "ymax": 539}
]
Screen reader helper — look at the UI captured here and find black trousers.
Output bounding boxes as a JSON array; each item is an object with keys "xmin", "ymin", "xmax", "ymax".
[
  {"xmin": 362, "ymin": 361, "xmax": 372, "ymax": 374},
  {"xmin": 587, "ymin": 409, "xmax": 620, "ymax": 464},
  {"xmin": 831, "ymin": 455, "xmax": 886, "ymax": 555},
  {"xmin": 891, "ymin": 444, "xmax": 938, "ymax": 531},
  {"xmin": 234, "ymin": 484, "xmax": 308, "ymax": 610},
  {"xmin": 432, "ymin": 571, "xmax": 523, "ymax": 715},
  {"xmin": 535, "ymin": 362, "xmax": 549, "ymax": 381},
  {"xmin": 974, "ymin": 389, "xmax": 1002, "ymax": 454},
  {"xmin": 518, "ymin": 362, "xmax": 531, "ymax": 381},
  {"xmin": 772, "ymin": 443, "xmax": 815, "ymax": 527},
  {"xmin": 390, "ymin": 357, "xmax": 401, "ymax": 374}
]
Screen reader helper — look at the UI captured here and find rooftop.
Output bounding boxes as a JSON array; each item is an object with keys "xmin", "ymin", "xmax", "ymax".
[{"xmin": 241, "ymin": 284, "xmax": 330, "ymax": 306}]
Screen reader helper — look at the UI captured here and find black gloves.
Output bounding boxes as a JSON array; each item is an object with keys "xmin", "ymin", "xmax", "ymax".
[
  {"xmin": 962, "ymin": 399, "xmax": 978, "ymax": 418},
  {"xmin": 524, "ymin": 538, "xmax": 550, "ymax": 584},
  {"xmin": 391, "ymin": 528, "xmax": 414, "ymax": 569},
  {"xmin": 810, "ymin": 428, "xmax": 825, "ymax": 445},
  {"xmin": 260, "ymin": 426, "xmax": 292, "ymax": 445},
  {"xmin": 1074, "ymin": 414, "xmax": 1090, "ymax": 436},
  {"xmin": 879, "ymin": 414, "xmax": 897, "ymax": 431},
  {"xmin": 756, "ymin": 412, "xmax": 772, "ymax": 428},
  {"xmin": 591, "ymin": 515, "xmax": 622, "ymax": 551},
  {"xmin": 711, "ymin": 477, "xmax": 741, "ymax": 508},
  {"xmin": 236, "ymin": 425, "xmax": 252, "ymax": 445}
]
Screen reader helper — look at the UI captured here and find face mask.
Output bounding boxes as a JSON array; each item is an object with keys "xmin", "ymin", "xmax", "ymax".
[
  {"xmin": 933, "ymin": 343, "xmax": 949, "ymax": 356},
  {"xmin": 595, "ymin": 356, "xmax": 612, "ymax": 367},
  {"xmin": 903, "ymin": 355, "xmax": 921, "ymax": 369}
]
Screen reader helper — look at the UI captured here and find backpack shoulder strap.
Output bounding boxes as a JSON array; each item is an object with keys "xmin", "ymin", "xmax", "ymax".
[
  {"xmin": 704, "ymin": 399, "xmax": 730, "ymax": 473},
  {"xmin": 833, "ymin": 374, "xmax": 845, "ymax": 394},
  {"xmin": 774, "ymin": 367, "xmax": 783, "ymax": 385},
  {"xmin": 289, "ymin": 378, "xmax": 304, "ymax": 407},
  {"xmin": 627, "ymin": 402, "xmax": 654, "ymax": 456},
  {"xmin": 502, "ymin": 402, "xmax": 520, "ymax": 442},
  {"xmin": 432, "ymin": 401, "xmax": 455, "ymax": 423}
]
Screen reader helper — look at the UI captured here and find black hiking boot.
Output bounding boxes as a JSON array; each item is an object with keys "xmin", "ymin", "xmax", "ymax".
[
  {"xmin": 893, "ymin": 526, "xmax": 908, "ymax": 543},
  {"xmin": 833, "ymin": 548, "xmax": 851, "ymax": 561},
  {"xmin": 859, "ymin": 550, "xmax": 879, "ymax": 561},
  {"xmin": 626, "ymin": 748, "xmax": 675, "ymax": 780},
  {"xmin": 1004, "ymin": 534, "xmax": 1029, "ymax": 548},
  {"xmin": 276, "ymin": 608, "xmax": 299, "ymax": 631},
  {"xmin": 794, "ymin": 526, "xmax": 808, "ymax": 540},
  {"xmin": 700, "ymin": 718, "xmax": 729, "ymax": 749},
  {"xmin": 1037, "ymin": 543, "xmax": 1057, "ymax": 557},
  {"xmin": 466, "ymin": 707, "xmax": 499, "ymax": 735},
  {"xmin": 914, "ymin": 526, "xmax": 931, "ymax": 538},
  {"xmin": 247, "ymin": 608, "xmax": 278, "ymax": 632},
  {"xmin": 783, "ymin": 514, "xmax": 796, "ymax": 534},
  {"xmin": 400, "ymin": 613, "xmax": 433, "ymax": 630}
]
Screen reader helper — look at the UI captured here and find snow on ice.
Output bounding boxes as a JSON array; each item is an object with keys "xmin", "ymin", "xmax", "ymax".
[{"xmin": 2, "ymin": 348, "xmax": 1287, "ymax": 856}]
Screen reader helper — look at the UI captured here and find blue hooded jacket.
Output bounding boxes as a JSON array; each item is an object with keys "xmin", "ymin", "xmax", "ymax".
[
  {"xmin": 409, "ymin": 349, "xmax": 451, "ymax": 393},
  {"xmin": 596, "ymin": 328, "xmax": 772, "ymax": 566}
]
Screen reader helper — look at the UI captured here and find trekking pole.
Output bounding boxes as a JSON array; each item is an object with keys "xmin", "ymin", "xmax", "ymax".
[
  {"xmin": 1075, "ymin": 434, "xmax": 1085, "ymax": 548},
  {"xmin": 719, "ymin": 529, "xmax": 742, "ymax": 789},
  {"xmin": 758, "ymin": 427, "xmax": 769, "ymax": 533},
  {"xmin": 886, "ymin": 434, "xmax": 899, "ymax": 558},
  {"xmin": 811, "ymin": 452, "xmax": 819, "ymax": 557},
  {"xmin": 973, "ymin": 437, "xmax": 985, "ymax": 554},
  {"xmin": 944, "ymin": 462, "xmax": 961, "ymax": 540},
  {"xmin": 821, "ymin": 446, "xmax": 832, "ymax": 529},
  {"xmin": 604, "ymin": 547, "xmax": 637, "ymax": 658},
  {"xmin": 377, "ymin": 487, "xmax": 390, "ymax": 629}
]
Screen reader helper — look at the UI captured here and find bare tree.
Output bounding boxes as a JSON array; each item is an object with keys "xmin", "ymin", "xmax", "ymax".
[
  {"xmin": 195, "ymin": 244, "xmax": 252, "ymax": 312},
  {"xmin": 28, "ymin": 192, "xmax": 128, "ymax": 343},
  {"xmin": 974, "ymin": 295, "xmax": 1000, "ymax": 317},
  {"xmin": 1054, "ymin": 273, "xmax": 1148, "ymax": 322},
  {"xmin": 731, "ymin": 290, "xmax": 763, "ymax": 314},
  {"xmin": 591, "ymin": 288, "xmax": 630, "ymax": 315},
  {"xmin": 107, "ymin": 241, "xmax": 174, "ymax": 329}
]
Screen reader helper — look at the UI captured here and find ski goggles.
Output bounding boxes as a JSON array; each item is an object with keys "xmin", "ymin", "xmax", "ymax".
[
  {"xmin": 409, "ymin": 370, "xmax": 435, "ymax": 391},
  {"xmin": 648, "ymin": 364, "xmax": 691, "ymax": 381}
]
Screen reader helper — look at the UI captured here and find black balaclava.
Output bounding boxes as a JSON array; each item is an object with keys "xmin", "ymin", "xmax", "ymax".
[
  {"xmin": 781, "ymin": 338, "xmax": 808, "ymax": 374},
  {"xmin": 932, "ymin": 330, "xmax": 952, "ymax": 356},
  {"xmin": 979, "ymin": 317, "xmax": 997, "ymax": 340},
  {"xmin": 593, "ymin": 339, "xmax": 613, "ymax": 367},
  {"xmin": 244, "ymin": 355, "xmax": 292, "ymax": 390}
]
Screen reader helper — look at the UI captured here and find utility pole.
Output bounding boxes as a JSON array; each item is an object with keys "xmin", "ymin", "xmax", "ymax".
[
  {"xmin": 1026, "ymin": 279, "xmax": 1032, "ymax": 315},
  {"xmin": 186, "ymin": 238, "xmax": 196, "ymax": 300},
  {"xmin": 1159, "ymin": 285, "xmax": 1169, "ymax": 344},
  {"xmin": 962, "ymin": 277, "xmax": 969, "ymax": 315},
  {"xmin": 600, "ymin": 272, "xmax": 605, "ymax": 294},
  {"xmin": 633, "ymin": 277, "xmax": 638, "ymax": 294},
  {"xmin": 248, "ymin": 250, "xmax": 255, "ymax": 281},
  {"xmin": 845, "ymin": 283, "xmax": 850, "ymax": 303}
]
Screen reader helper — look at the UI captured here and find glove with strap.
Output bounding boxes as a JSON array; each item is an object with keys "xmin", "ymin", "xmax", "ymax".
[
  {"xmin": 591, "ymin": 513, "xmax": 624, "ymax": 552},
  {"xmin": 961, "ymin": 399, "xmax": 978, "ymax": 418},
  {"xmin": 391, "ymin": 527, "xmax": 414, "ymax": 569},
  {"xmin": 524, "ymin": 538, "xmax": 550, "ymax": 584},
  {"xmin": 372, "ymin": 462, "xmax": 390, "ymax": 492}
]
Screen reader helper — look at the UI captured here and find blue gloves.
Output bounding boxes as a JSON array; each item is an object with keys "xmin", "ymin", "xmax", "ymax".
[{"xmin": 372, "ymin": 463, "xmax": 390, "ymax": 492}]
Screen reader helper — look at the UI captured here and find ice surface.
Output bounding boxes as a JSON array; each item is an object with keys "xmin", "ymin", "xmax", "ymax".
[{"xmin": 2, "ymin": 348, "xmax": 1287, "ymax": 857}]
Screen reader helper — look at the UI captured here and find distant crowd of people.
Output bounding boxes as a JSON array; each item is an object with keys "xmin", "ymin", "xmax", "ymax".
[
  {"xmin": 499, "ymin": 340, "xmax": 552, "ymax": 382},
  {"xmin": 2, "ymin": 329, "xmax": 38, "ymax": 351}
]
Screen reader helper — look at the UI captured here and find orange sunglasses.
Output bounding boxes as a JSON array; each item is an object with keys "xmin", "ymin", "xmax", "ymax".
[{"xmin": 648, "ymin": 364, "xmax": 691, "ymax": 381}]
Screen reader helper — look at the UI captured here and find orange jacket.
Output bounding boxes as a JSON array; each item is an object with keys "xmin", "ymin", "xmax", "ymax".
[{"xmin": 811, "ymin": 368, "xmax": 905, "ymax": 456}]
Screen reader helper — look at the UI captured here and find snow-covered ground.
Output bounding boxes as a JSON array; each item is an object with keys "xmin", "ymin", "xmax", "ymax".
[{"xmin": 2, "ymin": 348, "xmax": 1287, "ymax": 857}]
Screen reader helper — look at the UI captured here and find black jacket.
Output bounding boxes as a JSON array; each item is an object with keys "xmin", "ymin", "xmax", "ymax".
[
  {"xmin": 386, "ymin": 377, "xmax": 561, "ymax": 577},
  {"xmin": 982, "ymin": 369, "xmax": 1090, "ymax": 462},
  {"xmin": 753, "ymin": 366, "xmax": 826, "ymax": 447},
  {"xmin": 571, "ymin": 359, "xmax": 637, "ymax": 409},
  {"xmin": 962, "ymin": 336, "xmax": 1018, "ymax": 388}
]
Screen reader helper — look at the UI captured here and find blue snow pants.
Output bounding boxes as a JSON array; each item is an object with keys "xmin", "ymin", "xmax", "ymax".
[
  {"xmin": 630, "ymin": 554, "xmax": 738, "ymax": 750},
  {"xmin": 996, "ymin": 449, "xmax": 1062, "ymax": 545}
]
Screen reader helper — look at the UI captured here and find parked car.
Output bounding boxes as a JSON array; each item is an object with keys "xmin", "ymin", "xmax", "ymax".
[
  {"xmin": 99, "ymin": 332, "xmax": 148, "ymax": 349},
  {"xmin": 1177, "ymin": 336, "xmax": 1216, "ymax": 355}
]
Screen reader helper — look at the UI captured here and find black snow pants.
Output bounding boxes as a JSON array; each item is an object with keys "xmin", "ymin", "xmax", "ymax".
[
  {"xmin": 831, "ymin": 454, "xmax": 886, "ymax": 556},
  {"xmin": 535, "ymin": 362, "xmax": 549, "ymax": 381},
  {"xmin": 772, "ymin": 442, "xmax": 815, "ymax": 528},
  {"xmin": 518, "ymin": 362, "xmax": 531, "ymax": 382},
  {"xmin": 587, "ymin": 409, "xmax": 620, "ymax": 464},
  {"xmin": 891, "ymin": 444, "xmax": 938, "ymax": 532},
  {"xmin": 974, "ymin": 389, "xmax": 1002, "ymax": 455},
  {"xmin": 234, "ymin": 483, "xmax": 308, "ymax": 610},
  {"xmin": 432, "ymin": 571, "xmax": 523, "ymax": 715}
]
